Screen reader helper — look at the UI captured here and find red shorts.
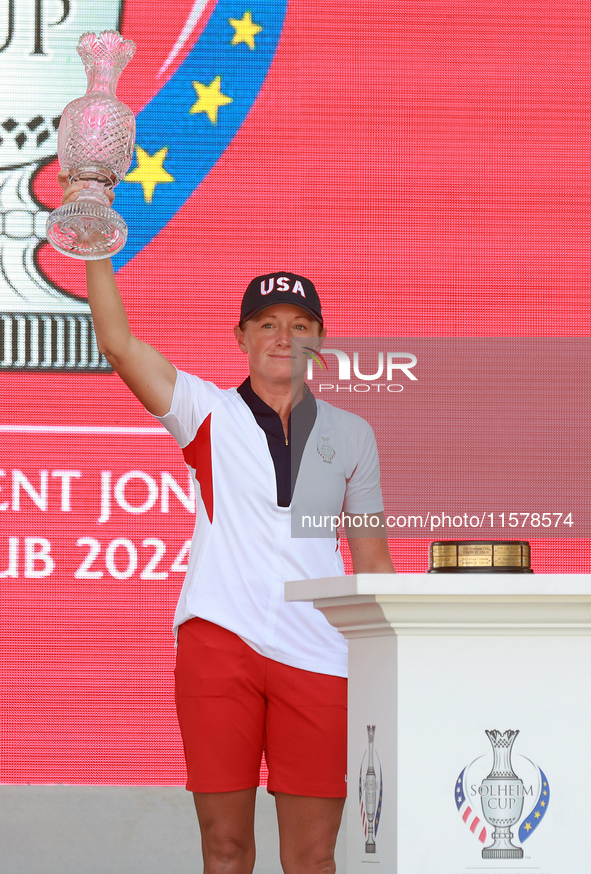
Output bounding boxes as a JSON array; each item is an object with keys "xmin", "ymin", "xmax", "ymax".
[{"xmin": 175, "ymin": 618, "xmax": 347, "ymax": 797}]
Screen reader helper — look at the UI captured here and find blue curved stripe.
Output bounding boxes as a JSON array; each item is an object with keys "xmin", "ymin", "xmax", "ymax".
[
  {"xmin": 112, "ymin": 0, "xmax": 288, "ymax": 270},
  {"xmin": 518, "ymin": 767, "xmax": 550, "ymax": 843}
]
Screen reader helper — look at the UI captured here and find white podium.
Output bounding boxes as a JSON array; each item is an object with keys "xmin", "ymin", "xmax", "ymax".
[{"xmin": 286, "ymin": 573, "xmax": 591, "ymax": 874}]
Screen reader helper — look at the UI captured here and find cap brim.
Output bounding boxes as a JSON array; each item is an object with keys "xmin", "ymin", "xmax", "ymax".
[{"xmin": 241, "ymin": 301, "xmax": 323, "ymax": 325}]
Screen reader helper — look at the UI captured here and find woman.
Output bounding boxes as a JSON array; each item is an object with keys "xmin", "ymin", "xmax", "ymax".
[{"xmin": 59, "ymin": 174, "xmax": 394, "ymax": 874}]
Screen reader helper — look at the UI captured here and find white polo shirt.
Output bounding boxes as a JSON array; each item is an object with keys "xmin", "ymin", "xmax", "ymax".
[{"xmin": 157, "ymin": 369, "xmax": 384, "ymax": 677}]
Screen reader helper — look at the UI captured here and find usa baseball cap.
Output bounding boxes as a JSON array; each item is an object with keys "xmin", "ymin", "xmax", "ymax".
[{"xmin": 240, "ymin": 271, "xmax": 323, "ymax": 325}]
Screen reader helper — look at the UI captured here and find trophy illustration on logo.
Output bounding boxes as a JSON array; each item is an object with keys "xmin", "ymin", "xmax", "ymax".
[
  {"xmin": 317, "ymin": 435, "xmax": 336, "ymax": 464},
  {"xmin": 0, "ymin": 1, "xmax": 122, "ymax": 370},
  {"xmin": 359, "ymin": 724, "xmax": 382, "ymax": 854},
  {"xmin": 46, "ymin": 31, "xmax": 136, "ymax": 260},
  {"xmin": 480, "ymin": 729, "xmax": 525, "ymax": 859}
]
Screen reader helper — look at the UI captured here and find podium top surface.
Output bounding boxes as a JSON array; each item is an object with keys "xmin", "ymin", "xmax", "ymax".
[{"xmin": 285, "ymin": 572, "xmax": 591, "ymax": 603}]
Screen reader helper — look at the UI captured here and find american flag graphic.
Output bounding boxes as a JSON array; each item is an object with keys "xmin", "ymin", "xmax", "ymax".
[{"xmin": 455, "ymin": 767, "xmax": 488, "ymax": 845}]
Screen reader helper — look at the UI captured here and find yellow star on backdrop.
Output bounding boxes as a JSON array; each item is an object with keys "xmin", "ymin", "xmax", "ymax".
[
  {"xmin": 124, "ymin": 146, "xmax": 174, "ymax": 203},
  {"xmin": 189, "ymin": 76, "xmax": 233, "ymax": 124},
  {"xmin": 229, "ymin": 11, "xmax": 263, "ymax": 49}
]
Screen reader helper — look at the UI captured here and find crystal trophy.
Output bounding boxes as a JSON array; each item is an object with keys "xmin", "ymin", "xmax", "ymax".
[{"xmin": 46, "ymin": 31, "xmax": 136, "ymax": 260}]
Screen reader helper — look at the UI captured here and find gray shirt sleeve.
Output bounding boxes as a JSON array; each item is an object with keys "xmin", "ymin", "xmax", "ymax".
[{"xmin": 342, "ymin": 416, "xmax": 384, "ymax": 515}]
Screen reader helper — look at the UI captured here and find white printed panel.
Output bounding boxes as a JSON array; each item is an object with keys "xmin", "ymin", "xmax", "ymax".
[{"xmin": 396, "ymin": 635, "xmax": 591, "ymax": 874}]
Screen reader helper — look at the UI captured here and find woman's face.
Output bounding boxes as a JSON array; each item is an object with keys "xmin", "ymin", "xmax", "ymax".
[{"xmin": 234, "ymin": 304, "xmax": 325, "ymax": 389}]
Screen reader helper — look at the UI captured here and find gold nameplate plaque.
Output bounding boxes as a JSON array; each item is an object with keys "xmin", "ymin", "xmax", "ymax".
[{"xmin": 429, "ymin": 541, "xmax": 532, "ymax": 573}]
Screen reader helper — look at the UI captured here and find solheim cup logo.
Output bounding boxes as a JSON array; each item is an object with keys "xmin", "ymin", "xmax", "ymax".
[
  {"xmin": 359, "ymin": 725, "xmax": 383, "ymax": 854},
  {"xmin": 455, "ymin": 729, "xmax": 550, "ymax": 860},
  {"xmin": 0, "ymin": 1, "xmax": 122, "ymax": 370}
]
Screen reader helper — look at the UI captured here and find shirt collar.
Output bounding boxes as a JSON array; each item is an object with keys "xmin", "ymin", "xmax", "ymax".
[{"xmin": 237, "ymin": 377, "xmax": 316, "ymax": 437}]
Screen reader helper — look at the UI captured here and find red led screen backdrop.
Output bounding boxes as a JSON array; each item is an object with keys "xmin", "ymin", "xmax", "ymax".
[{"xmin": 0, "ymin": 0, "xmax": 589, "ymax": 783}]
